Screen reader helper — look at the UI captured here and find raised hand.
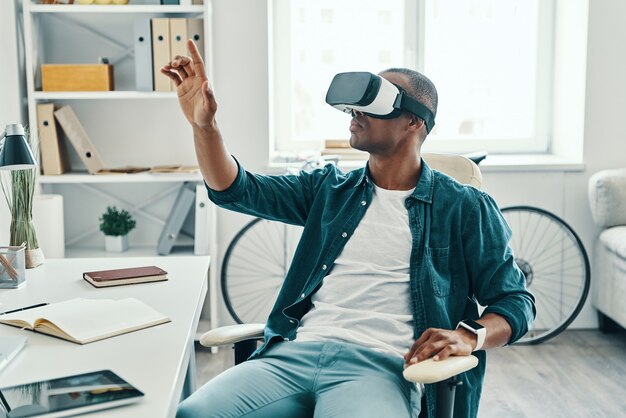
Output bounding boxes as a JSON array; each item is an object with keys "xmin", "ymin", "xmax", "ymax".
[{"xmin": 161, "ymin": 40, "xmax": 217, "ymax": 130}]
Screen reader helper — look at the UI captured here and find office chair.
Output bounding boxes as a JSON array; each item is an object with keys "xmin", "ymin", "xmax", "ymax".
[{"xmin": 199, "ymin": 153, "xmax": 484, "ymax": 418}]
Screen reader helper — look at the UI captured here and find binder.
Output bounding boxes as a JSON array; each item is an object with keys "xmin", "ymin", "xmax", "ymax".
[
  {"xmin": 53, "ymin": 106, "xmax": 105, "ymax": 175},
  {"xmin": 186, "ymin": 18, "xmax": 204, "ymax": 60},
  {"xmin": 133, "ymin": 19, "xmax": 153, "ymax": 92},
  {"xmin": 36, "ymin": 103, "xmax": 70, "ymax": 175},
  {"xmin": 151, "ymin": 18, "xmax": 172, "ymax": 92},
  {"xmin": 157, "ymin": 182, "xmax": 196, "ymax": 255},
  {"xmin": 169, "ymin": 18, "xmax": 188, "ymax": 62}
]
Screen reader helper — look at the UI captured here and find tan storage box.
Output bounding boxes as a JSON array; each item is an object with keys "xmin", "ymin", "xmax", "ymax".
[{"xmin": 41, "ymin": 64, "xmax": 114, "ymax": 92}]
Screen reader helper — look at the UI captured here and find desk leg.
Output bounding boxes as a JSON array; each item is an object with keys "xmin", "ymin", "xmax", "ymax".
[{"xmin": 182, "ymin": 342, "xmax": 198, "ymax": 400}]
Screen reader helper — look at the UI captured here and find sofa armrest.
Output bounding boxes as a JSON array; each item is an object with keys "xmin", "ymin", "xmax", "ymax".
[
  {"xmin": 402, "ymin": 355, "xmax": 479, "ymax": 384},
  {"xmin": 199, "ymin": 323, "xmax": 265, "ymax": 347},
  {"xmin": 589, "ymin": 168, "xmax": 626, "ymax": 228}
]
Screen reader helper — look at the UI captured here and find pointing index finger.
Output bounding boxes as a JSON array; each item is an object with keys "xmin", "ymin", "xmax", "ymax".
[{"xmin": 187, "ymin": 39, "xmax": 207, "ymax": 80}]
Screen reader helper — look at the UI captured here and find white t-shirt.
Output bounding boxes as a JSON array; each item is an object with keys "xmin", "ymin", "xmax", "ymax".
[{"xmin": 296, "ymin": 183, "xmax": 415, "ymax": 358}]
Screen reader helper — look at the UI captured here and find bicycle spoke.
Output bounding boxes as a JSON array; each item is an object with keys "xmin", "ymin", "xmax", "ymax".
[
  {"xmin": 227, "ymin": 275, "xmax": 285, "ymax": 288},
  {"xmin": 537, "ymin": 292, "xmax": 562, "ymax": 323},
  {"xmin": 226, "ymin": 260, "xmax": 285, "ymax": 277},
  {"xmin": 233, "ymin": 238, "xmax": 283, "ymax": 269},
  {"xmin": 223, "ymin": 218, "xmax": 306, "ymax": 323}
]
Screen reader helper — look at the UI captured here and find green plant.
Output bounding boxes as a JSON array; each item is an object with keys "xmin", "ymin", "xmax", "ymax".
[{"xmin": 99, "ymin": 206, "xmax": 136, "ymax": 236}]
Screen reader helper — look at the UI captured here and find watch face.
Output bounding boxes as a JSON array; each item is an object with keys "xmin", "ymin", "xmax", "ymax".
[{"xmin": 463, "ymin": 319, "xmax": 484, "ymax": 330}]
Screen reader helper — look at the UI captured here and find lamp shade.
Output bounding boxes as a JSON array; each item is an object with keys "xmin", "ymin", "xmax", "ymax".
[{"xmin": 0, "ymin": 124, "xmax": 37, "ymax": 170}]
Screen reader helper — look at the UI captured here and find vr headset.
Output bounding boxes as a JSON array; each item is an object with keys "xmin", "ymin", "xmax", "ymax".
[{"xmin": 325, "ymin": 72, "xmax": 435, "ymax": 133}]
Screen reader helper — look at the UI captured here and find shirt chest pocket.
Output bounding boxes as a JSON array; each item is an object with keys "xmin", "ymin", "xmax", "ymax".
[{"xmin": 425, "ymin": 246, "xmax": 456, "ymax": 297}]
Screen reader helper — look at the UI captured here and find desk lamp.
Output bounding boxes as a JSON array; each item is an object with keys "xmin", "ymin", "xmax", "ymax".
[{"xmin": 0, "ymin": 124, "xmax": 37, "ymax": 169}]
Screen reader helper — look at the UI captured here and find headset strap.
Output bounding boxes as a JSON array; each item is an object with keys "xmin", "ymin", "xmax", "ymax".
[{"xmin": 394, "ymin": 93, "xmax": 435, "ymax": 134}]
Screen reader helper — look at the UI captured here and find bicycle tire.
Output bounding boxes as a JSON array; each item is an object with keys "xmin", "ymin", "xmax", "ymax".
[
  {"xmin": 501, "ymin": 206, "xmax": 590, "ymax": 345},
  {"xmin": 221, "ymin": 218, "xmax": 302, "ymax": 324}
]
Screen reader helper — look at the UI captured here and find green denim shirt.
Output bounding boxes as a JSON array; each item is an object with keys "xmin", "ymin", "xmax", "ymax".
[{"xmin": 206, "ymin": 159, "xmax": 536, "ymax": 418}]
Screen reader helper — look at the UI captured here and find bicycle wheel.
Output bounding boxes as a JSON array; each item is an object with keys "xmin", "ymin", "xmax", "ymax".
[
  {"xmin": 221, "ymin": 218, "xmax": 303, "ymax": 324},
  {"xmin": 501, "ymin": 206, "xmax": 590, "ymax": 345}
]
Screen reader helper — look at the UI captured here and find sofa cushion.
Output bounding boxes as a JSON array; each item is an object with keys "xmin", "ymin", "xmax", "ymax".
[
  {"xmin": 599, "ymin": 226, "xmax": 626, "ymax": 260},
  {"xmin": 589, "ymin": 168, "xmax": 626, "ymax": 228}
]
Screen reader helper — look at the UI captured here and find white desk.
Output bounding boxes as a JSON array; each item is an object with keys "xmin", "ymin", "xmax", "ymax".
[{"xmin": 0, "ymin": 256, "xmax": 210, "ymax": 418}]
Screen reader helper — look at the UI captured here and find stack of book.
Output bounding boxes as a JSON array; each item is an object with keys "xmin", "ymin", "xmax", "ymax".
[{"xmin": 321, "ymin": 139, "xmax": 368, "ymax": 161}]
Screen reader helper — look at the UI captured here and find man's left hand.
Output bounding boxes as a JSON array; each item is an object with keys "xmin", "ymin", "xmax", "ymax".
[{"xmin": 403, "ymin": 327, "xmax": 475, "ymax": 368}]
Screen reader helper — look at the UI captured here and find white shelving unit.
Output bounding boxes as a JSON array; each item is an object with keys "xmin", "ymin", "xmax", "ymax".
[
  {"xmin": 39, "ymin": 172, "xmax": 203, "ymax": 184},
  {"xmin": 22, "ymin": 1, "xmax": 219, "ymax": 339}
]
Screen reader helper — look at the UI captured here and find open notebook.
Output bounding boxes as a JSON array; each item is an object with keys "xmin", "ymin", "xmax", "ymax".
[{"xmin": 0, "ymin": 298, "xmax": 170, "ymax": 345}]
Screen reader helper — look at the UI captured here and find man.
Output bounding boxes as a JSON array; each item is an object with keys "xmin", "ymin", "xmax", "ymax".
[{"xmin": 163, "ymin": 40, "xmax": 535, "ymax": 418}]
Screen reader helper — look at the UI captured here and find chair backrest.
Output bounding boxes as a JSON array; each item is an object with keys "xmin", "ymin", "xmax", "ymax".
[{"xmin": 422, "ymin": 152, "xmax": 482, "ymax": 189}]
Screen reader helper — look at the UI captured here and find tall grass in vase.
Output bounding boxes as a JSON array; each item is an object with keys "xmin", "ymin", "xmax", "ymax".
[{"xmin": 0, "ymin": 129, "xmax": 44, "ymax": 268}]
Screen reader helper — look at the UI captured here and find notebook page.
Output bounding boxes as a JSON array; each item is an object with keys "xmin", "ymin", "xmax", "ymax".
[
  {"xmin": 24, "ymin": 298, "xmax": 169, "ymax": 343},
  {"xmin": 0, "ymin": 303, "xmax": 61, "ymax": 328}
]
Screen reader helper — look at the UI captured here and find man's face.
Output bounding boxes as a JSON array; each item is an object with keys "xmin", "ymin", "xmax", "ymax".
[{"xmin": 348, "ymin": 72, "xmax": 418, "ymax": 155}]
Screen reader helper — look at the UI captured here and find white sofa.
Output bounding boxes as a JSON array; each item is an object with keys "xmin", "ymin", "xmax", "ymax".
[{"xmin": 588, "ymin": 168, "xmax": 626, "ymax": 331}]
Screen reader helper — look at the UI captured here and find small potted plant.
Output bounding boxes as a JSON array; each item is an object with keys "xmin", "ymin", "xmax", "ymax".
[{"xmin": 99, "ymin": 206, "xmax": 136, "ymax": 252}]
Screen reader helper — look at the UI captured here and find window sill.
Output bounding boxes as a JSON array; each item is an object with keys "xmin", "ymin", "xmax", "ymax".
[
  {"xmin": 478, "ymin": 154, "xmax": 585, "ymax": 172},
  {"xmin": 267, "ymin": 154, "xmax": 585, "ymax": 174}
]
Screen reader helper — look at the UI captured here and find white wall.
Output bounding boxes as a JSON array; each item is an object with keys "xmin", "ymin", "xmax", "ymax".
[
  {"xmin": 0, "ymin": 0, "xmax": 24, "ymax": 130},
  {"xmin": 0, "ymin": 0, "xmax": 24, "ymax": 245}
]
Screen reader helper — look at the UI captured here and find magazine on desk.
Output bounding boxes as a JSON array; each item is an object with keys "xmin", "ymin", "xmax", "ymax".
[{"xmin": 0, "ymin": 298, "xmax": 170, "ymax": 345}]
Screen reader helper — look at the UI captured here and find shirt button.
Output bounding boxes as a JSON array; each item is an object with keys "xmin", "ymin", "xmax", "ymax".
[
  {"xmin": 284, "ymin": 337, "xmax": 290, "ymax": 341},
  {"xmin": 300, "ymin": 293, "xmax": 306, "ymax": 298},
  {"xmin": 322, "ymin": 264, "xmax": 327, "ymax": 270},
  {"xmin": 361, "ymin": 200, "xmax": 367, "ymax": 206},
  {"xmin": 341, "ymin": 232, "xmax": 348, "ymax": 238},
  {"xmin": 289, "ymin": 319, "xmax": 295, "ymax": 324}
]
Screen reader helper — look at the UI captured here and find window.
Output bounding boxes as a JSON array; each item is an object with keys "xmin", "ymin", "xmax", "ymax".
[{"xmin": 271, "ymin": 0, "xmax": 555, "ymax": 155}]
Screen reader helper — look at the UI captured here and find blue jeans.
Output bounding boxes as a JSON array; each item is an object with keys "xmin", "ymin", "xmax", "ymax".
[{"xmin": 177, "ymin": 341, "xmax": 422, "ymax": 418}]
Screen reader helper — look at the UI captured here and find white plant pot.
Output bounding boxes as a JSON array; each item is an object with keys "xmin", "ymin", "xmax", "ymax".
[{"xmin": 105, "ymin": 235, "xmax": 129, "ymax": 252}]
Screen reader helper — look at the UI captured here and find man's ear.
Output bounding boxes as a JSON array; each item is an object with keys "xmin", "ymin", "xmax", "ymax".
[{"xmin": 407, "ymin": 116, "xmax": 424, "ymax": 131}]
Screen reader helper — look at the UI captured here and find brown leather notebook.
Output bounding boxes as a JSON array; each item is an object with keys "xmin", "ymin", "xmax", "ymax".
[{"xmin": 83, "ymin": 266, "xmax": 168, "ymax": 288}]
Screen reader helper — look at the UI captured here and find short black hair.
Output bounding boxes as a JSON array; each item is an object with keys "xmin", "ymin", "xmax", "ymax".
[{"xmin": 382, "ymin": 68, "xmax": 438, "ymax": 118}]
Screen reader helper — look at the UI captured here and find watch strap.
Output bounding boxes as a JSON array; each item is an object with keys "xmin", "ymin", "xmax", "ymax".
[{"xmin": 456, "ymin": 320, "xmax": 486, "ymax": 352}]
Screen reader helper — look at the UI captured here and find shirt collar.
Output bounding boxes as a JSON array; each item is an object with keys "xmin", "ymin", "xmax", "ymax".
[
  {"xmin": 354, "ymin": 159, "xmax": 434, "ymax": 204},
  {"xmin": 410, "ymin": 158, "xmax": 434, "ymax": 204},
  {"xmin": 354, "ymin": 163, "xmax": 372, "ymax": 188}
]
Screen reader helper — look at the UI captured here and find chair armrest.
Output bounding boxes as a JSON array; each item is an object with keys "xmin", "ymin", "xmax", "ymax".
[
  {"xmin": 402, "ymin": 355, "xmax": 479, "ymax": 384},
  {"xmin": 589, "ymin": 168, "xmax": 626, "ymax": 228},
  {"xmin": 199, "ymin": 323, "xmax": 265, "ymax": 347}
]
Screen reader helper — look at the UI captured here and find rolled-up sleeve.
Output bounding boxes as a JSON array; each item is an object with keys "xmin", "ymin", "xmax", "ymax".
[
  {"xmin": 205, "ymin": 157, "xmax": 249, "ymax": 205},
  {"xmin": 462, "ymin": 192, "xmax": 536, "ymax": 344},
  {"xmin": 205, "ymin": 157, "xmax": 337, "ymax": 227}
]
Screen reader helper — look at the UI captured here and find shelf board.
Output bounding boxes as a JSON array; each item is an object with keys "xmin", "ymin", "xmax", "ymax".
[
  {"xmin": 29, "ymin": 4, "xmax": 204, "ymax": 14},
  {"xmin": 39, "ymin": 172, "xmax": 203, "ymax": 184},
  {"xmin": 64, "ymin": 244, "xmax": 195, "ymax": 259},
  {"xmin": 34, "ymin": 91, "xmax": 178, "ymax": 100}
]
